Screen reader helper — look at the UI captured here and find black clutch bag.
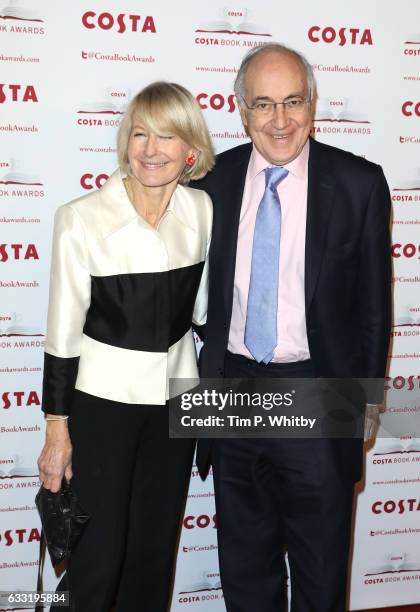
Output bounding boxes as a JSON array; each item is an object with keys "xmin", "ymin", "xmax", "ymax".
[{"xmin": 35, "ymin": 480, "xmax": 90, "ymax": 567}]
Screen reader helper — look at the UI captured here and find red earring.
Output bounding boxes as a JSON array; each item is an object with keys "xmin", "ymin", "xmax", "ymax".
[{"xmin": 185, "ymin": 154, "xmax": 195, "ymax": 167}]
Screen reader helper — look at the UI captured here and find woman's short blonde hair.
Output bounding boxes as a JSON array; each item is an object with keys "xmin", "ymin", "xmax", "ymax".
[{"xmin": 117, "ymin": 81, "xmax": 215, "ymax": 184}]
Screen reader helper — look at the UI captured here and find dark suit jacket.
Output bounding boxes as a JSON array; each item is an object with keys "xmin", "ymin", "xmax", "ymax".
[{"xmin": 191, "ymin": 137, "xmax": 392, "ymax": 475}]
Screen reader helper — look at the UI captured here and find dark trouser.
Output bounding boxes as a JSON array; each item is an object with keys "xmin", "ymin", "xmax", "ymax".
[
  {"xmin": 212, "ymin": 352, "xmax": 359, "ymax": 612},
  {"xmin": 58, "ymin": 390, "xmax": 194, "ymax": 612}
]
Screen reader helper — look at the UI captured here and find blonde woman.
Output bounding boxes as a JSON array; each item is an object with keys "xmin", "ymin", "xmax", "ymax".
[{"xmin": 37, "ymin": 82, "xmax": 214, "ymax": 612}]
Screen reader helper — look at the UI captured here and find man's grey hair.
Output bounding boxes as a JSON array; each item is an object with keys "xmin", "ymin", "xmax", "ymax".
[{"xmin": 234, "ymin": 43, "xmax": 316, "ymax": 106}]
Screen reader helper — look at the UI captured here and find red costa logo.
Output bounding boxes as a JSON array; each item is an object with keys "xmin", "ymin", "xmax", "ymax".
[
  {"xmin": 183, "ymin": 514, "xmax": 217, "ymax": 529},
  {"xmin": 384, "ymin": 375, "xmax": 420, "ymax": 390},
  {"xmin": 196, "ymin": 93, "xmax": 236, "ymax": 113},
  {"xmin": 392, "ymin": 193, "xmax": 420, "ymax": 202},
  {"xmin": 77, "ymin": 117, "xmax": 120, "ymax": 127},
  {"xmin": 372, "ymin": 499, "xmax": 420, "ymax": 514},
  {"xmin": 0, "ymin": 84, "xmax": 38, "ymax": 103},
  {"xmin": 402, "ymin": 101, "xmax": 420, "ymax": 117},
  {"xmin": 80, "ymin": 173, "xmax": 109, "ymax": 190},
  {"xmin": 0, "ymin": 527, "xmax": 40, "ymax": 546},
  {"xmin": 308, "ymin": 26, "xmax": 373, "ymax": 45},
  {"xmin": 0, "ymin": 244, "xmax": 39, "ymax": 262},
  {"xmin": 81, "ymin": 12, "xmax": 156, "ymax": 33},
  {"xmin": 2, "ymin": 391, "xmax": 40, "ymax": 409},
  {"xmin": 391, "ymin": 243, "xmax": 420, "ymax": 258}
]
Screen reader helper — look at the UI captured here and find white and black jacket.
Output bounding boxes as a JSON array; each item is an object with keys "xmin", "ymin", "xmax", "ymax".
[{"xmin": 42, "ymin": 169, "xmax": 212, "ymax": 414}]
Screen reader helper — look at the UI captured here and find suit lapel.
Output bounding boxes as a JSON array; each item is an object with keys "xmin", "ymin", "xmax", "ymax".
[
  {"xmin": 221, "ymin": 148, "xmax": 251, "ymax": 319},
  {"xmin": 305, "ymin": 138, "xmax": 336, "ymax": 312}
]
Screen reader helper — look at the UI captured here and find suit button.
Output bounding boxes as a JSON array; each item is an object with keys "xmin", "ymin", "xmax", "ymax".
[
  {"xmin": 223, "ymin": 323, "xmax": 227, "ymax": 330},
  {"xmin": 218, "ymin": 368, "xmax": 224, "ymax": 376}
]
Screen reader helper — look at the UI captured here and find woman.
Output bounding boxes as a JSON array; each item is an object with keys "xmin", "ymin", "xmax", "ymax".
[{"xmin": 37, "ymin": 81, "xmax": 214, "ymax": 611}]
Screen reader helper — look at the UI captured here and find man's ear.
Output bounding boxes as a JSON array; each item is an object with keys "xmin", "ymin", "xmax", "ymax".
[
  {"xmin": 236, "ymin": 96, "xmax": 248, "ymax": 128},
  {"xmin": 239, "ymin": 108, "xmax": 250, "ymax": 138}
]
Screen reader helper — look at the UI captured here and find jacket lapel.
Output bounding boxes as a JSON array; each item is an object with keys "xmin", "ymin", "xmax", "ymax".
[
  {"xmin": 221, "ymin": 148, "xmax": 251, "ymax": 319},
  {"xmin": 99, "ymin": 169, "xmax": 138, "ymax": 238},
  {"xmin": 305, "ymin": 138, "xmax": 336, "ymax": 312}
]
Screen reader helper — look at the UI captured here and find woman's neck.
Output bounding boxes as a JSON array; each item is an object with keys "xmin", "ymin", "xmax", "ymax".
[{"xmin": 125, "ymin": 175, "xmax": 177, "ymax": 229}]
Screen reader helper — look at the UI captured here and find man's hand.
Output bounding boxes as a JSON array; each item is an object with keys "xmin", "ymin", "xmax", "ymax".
[
  {"xmin": 364, "ymin": 403, "xmax": 385, "ymax": 442},
  {"xmin": 37, "ymin": 419, "xmax": 73, "ymax": 492}
]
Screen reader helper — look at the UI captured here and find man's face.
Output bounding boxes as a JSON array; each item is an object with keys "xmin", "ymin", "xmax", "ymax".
[{"xmin": 239, "ymin": 51, "xmax": 313, "ymax": 166}]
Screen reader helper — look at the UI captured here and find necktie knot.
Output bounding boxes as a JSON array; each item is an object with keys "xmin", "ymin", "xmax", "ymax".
[{"xmin": 265, "ymin": 166, "xmax": 288, "ymax": 191}]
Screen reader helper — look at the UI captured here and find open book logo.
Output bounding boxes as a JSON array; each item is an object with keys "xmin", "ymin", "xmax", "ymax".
[
  {"xmin": 366, "ymin": 553, "xmax": 420, "ymax": 576},
  {"xmin": 404, "ymin": 33, "xmax": 420, "ymax": 44},
  {"xmin": 373, "ymin": 437, "xmax": 420, "ymax": 456},
  {"xmin": 179, "ymin": 571, "xmax": 222, "ymax": 594},
  {"xmin": 0, "ymin": 159, "xmax": 43, "ymax": 186},
  {"xmin": 78, "ymin": 87, "xmax": 131, "ymax": 115},
  {"xmin": 0, "ymin": 455, "xmax": 37, "ymax": 479},
  {"xmin": 0, "ymin": 312, "xmax": 44, "ymax": 337},
  {"xmin": 393, "ymin": 168, "xmax": 420, "ymax": 191},
  {"xmin": 393, "ymin": 304, "xmax": 420, "ymax": 327},
  {"xmin": 195, "ymin": 7, "xmax": 271, "ymax": 37},
  {"xmin": 315, "ymin": 98, "xmax": 370, "ymax": 124},
  {"xmin": 0, "ymin": 325, "xmax": 44, "ymax": 337},
  {"xmin": 393, "ymin": 316, "xmax": 420, "ymax": 327},
  {"xmin": 0, "ymin": 0, "xmax": 43, "ymax": 22}
]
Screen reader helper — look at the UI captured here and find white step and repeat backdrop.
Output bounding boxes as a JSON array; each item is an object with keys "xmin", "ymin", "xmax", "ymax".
[{"xmin": 1, "ymin": 1, "xmax": 420, "ymax": 610}]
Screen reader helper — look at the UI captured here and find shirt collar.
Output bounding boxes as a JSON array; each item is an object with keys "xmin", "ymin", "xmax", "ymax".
[
  {"xmin": 248, "ymin": 138, "xmax": 309, "ymax": 181},
  {"xmin": 99, "ymin": 169, "xmax": 196, "ymax": 237},
  {"xmin": 164, "ymin": 185, "xmax": 197, "ymax": 233}
]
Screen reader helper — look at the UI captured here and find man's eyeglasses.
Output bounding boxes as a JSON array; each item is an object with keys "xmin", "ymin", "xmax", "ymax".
[{"xmin": 240, "ymin": 94, "xmax": 311, "ymax": 116}]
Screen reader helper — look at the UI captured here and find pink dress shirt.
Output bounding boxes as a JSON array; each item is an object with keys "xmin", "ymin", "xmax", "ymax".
[{"xmin": 228, "ymin": 141, "xmax": 311, "ymax": 363}]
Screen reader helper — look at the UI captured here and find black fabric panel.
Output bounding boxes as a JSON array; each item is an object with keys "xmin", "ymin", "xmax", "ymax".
[
  {"xmin": 42, "ymin": 353, "xmax": 80, "ymax": 416},
  {"xmin": 168, "ymin": 262, "xmax": 205, "ymax": 347},
  {"xmin": 83, "ymin": 262, "xmax": 204, "ymax": 352}
]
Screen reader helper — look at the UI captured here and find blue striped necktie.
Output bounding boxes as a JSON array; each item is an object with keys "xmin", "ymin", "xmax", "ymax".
[{"xmin": 244, "ymin": 166, "xmax": 289, "ymax": 364}]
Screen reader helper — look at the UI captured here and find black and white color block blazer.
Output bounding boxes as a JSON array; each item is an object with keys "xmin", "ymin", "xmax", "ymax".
[{"xmin": 42, "ymin": 169, "xmax": 212, "ymax": 414}]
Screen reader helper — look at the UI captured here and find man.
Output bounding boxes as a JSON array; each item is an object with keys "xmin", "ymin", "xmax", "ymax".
[{"xmin": 192, "ymin": 43, "xmax": 391, "ymax": 612}]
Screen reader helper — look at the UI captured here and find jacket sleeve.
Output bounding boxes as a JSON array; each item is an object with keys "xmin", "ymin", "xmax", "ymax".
[
  {"xmin": 42, "ymin": 205, "xmax": 91, "ymax": 415},
  {"xmin": 358, "ymin": 166, "xmax": 392, "ymax": 403},
  {"xmin": 192, "ymin": 191, "xmax": 213, "ymax": 328}
]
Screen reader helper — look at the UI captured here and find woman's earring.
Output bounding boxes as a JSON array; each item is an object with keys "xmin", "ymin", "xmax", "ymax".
[{"xmin": 185, "ymin": 154, "xmax": 196, "ymax": 167}]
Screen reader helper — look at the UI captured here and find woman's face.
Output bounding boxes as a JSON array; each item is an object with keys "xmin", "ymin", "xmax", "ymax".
[{"xmin": 127, "ymin": 119, "xmax": 195, "ymax": 190}]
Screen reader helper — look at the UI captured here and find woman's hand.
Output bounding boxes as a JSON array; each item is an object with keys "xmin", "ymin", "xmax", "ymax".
[
  {"xmin": 37, "ymin": 418, "xmax": 73, "ymax": 492},
  {"xmin": 364, "ymin": 403, "xmax": 385, "ymax": 442}
]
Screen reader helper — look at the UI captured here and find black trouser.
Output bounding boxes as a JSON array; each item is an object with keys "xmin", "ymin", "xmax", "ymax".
[
  {"xmin": 212, "ymin": 352, "xmax": 359, "ymax": 612},
  {"xmin": 57, "ymin": 390, "xmax": 194, "ymax": 612}
]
